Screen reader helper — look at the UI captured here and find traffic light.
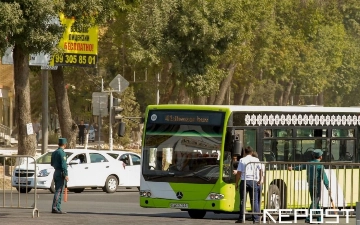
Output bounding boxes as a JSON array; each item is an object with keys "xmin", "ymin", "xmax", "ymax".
[
  {"xmin": 118, "ymin": 121, "xmax": 126, "ymax": 137},
  {"xmin": 113, "ymin": 98, "xmax": 120, "ymax": 106},
  {"xmin": 111, "ymin": 106, "xmax": 124, "ymax": 124}
]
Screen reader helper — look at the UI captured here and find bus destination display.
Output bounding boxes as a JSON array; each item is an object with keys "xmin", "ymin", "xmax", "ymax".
[{"xmin": 148, "ymin": 110, "xmax": 224, "ymax": 126}]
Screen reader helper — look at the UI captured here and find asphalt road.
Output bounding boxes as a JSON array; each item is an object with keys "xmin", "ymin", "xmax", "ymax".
[{"xmin": 0, "ymin": 187, "xmax": 357, "ymax": 225}]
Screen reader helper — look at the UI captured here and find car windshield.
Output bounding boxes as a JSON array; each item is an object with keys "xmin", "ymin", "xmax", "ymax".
[{"xmin": 36, "ymin": 151, "xmax": 73, "ymax": 164}]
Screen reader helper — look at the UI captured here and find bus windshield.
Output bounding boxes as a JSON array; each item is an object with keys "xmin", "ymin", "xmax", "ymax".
[{"xmin": 142, "ymin": 121, "xmax": 224, "ymax": 183}]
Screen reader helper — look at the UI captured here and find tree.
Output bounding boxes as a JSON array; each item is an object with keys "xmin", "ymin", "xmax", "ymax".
[
  {"xmin": 0, "ymin": 1, "xmax": 63, "ymax": 155},
  {"xmin": 0, "ymin": 0, "xmax": 128, "ymax": 153},
  {"xmin": 128, "ymin": 0, "xmax": 244, "ymax": 104}
]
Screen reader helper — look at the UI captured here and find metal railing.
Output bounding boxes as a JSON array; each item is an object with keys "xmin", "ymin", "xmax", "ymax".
[
  {"xmin": 0, "ymin": 155, "xmax": 39, "ymax": 218},
  {"xmin": 240, "ymin": 161, "xmax": 359, "ymax": 223}
]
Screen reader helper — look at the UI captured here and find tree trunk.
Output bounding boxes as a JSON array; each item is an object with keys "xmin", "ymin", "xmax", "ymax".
[
  {"xmin": 177, "ymin": 87, "xmax": 188, "ymax": 104},
  {"xmin": 193, "ymin": 96, "xmax": 206, "ymax": 104},
  {"xmin": 293, "ymin": 84, "xmax": 301, "ymax": 105},
  {"xmin": 51, "ymin": 67, "xmax": 78, "ymax": 149},
  {"xmin": 159, "ymin": 63, "xmax": 176, "ymax": 104},
  {"xmin": 242, "ymin": 87, "xmax": 251, "ymax": 105},
  {"xmin": 213, "ymin": 64, "xmax": 236, "ymax": 105},
  {"xmin": 207, "ymin": 94, "xmax": 216, "ymax": 105},
  {"xmin": 234, "ymin": 81, "xmax": 245, "ymax": 105},
  {"xmin": 275, "ymin": 84, "xmax": 284, "ymax": 106},
  {"xmin": 282, "ymin": 80, "xmax": 294, "ymax": 106},
  {"xmin": 13, "ymin": 45, "xmax": 36, "ymax": 156},
  {"xmin": 317, "ymin": 92, "xmax": 324, "ymax": 105}
]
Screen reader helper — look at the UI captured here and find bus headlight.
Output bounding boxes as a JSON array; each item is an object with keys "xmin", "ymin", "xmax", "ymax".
[{"xmin": 206, "ymin": 193, "xmax": 224, "ymax": 200}]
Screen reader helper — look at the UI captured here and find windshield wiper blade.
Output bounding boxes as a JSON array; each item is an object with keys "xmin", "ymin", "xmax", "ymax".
[
  {"xmin": 146, "ymin": 173, "xmax": 175, "ymax": 180},
  {"xmin": 176, "ymin": 172, "xmax": 211, "ymax": 181}
]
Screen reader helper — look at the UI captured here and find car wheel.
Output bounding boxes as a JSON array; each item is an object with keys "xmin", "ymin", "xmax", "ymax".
[
  {"xmin": 49, "ymin": 180, "xmax": 55, "ymax": 193},
  {"xmin": 16, "ymin": 187, "xmax": 32, "ymax": 193},
  {"xmin": 103, "ymin": 175, "xmax": 118, "ymax": 193},
  {"xmin": 188, "ymin": 210, "xmax": 206, "ymax": 219}
]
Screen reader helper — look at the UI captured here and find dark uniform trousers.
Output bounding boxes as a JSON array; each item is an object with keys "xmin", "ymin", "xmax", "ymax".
[
  {"xmin": 52, "ymin": 170, "xmax": 65, "ymax": 211},
  {"xmin": 306, "ymin": 184, "xmax": 322, "ymax": 222}
]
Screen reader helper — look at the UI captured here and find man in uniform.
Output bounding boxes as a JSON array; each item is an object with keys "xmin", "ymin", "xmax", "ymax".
[
  {"xmin": 51, "ymin": 138, "xmax": 69, "ymax": 214},
  {"xmin": 288, "ymin": 149, "xmax": 330, "ymax": 223}
]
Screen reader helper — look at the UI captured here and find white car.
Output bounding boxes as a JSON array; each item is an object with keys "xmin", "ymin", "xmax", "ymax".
[
  {"xmin": 103, "ymin": 150, "xmax": 141, "ymax": 189},
  {"xmin": 12, "ymin": 149, "xmax": 139, "ymax": 193}
]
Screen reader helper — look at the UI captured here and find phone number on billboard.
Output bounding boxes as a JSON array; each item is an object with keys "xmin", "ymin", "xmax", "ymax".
[{"xmin": 53, "ymin": 54, "xmax": 97, "ymax": 67}]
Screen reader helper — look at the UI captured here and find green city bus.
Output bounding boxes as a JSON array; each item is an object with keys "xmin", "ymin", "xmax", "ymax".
[{"xmin": 139, "ymin": 105, "xmax": 359, "ymax": 219}]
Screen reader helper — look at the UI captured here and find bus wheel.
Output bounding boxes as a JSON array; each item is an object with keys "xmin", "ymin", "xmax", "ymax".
[
  {"xmin": 188, "ymin": 210, "xmax": 206, "ymax": 219},
  {"xmin": 267, "ymin": 185, "xmax": 281, "ymax": 210}
]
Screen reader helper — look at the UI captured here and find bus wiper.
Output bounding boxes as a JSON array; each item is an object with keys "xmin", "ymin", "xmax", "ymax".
[
  {"xmin": 147, "ymin": 173, "xmax": 175, "ymax": 180},
  {"xmin": 176, "ymin": 172, "xmax": 211, "ymax": 181}
]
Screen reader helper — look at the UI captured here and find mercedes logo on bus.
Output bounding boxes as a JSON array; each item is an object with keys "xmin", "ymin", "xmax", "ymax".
[{"xmin": 176, "ymin": 192, "xmax": 183, "ymax": 199}]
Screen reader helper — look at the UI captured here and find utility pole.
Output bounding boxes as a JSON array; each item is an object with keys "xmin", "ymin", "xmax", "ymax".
[
  {"xmin": 109, "ymin": 92, "xmax": 113, "ymax": 151},
  {"xmin": 41, "ymin": 70, "xmax": 49, "ymax": 154}
]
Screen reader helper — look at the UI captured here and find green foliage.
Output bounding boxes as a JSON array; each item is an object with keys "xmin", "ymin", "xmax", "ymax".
[
  {"xmin": 0, "ymin": 2, "xmax": 23, "ymax": 53},
  {"xmin": 128, "ymin": 0, "xmax": 244, "ymax": 98},
  {"xmin": 0, "ymin": 0, "xmax": 64, "ymax": 54}
]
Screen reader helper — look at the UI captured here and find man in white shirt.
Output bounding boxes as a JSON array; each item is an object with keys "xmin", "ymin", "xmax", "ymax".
[{"xmin": 235, "ymin": 146, "xmax": 262, "ymax": 224}]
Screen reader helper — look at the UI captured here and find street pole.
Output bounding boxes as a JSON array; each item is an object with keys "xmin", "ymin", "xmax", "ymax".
[
  {"xmin": 109, "ymin": 92, "xmax": 113, "ymax": 151},
  {"xmin": 98, "ymin": 96, "xmax": 101, "ymax": 150},
  {"xmin": 41, "ymin": 70, "xmax": 48, "ymax": 154}
]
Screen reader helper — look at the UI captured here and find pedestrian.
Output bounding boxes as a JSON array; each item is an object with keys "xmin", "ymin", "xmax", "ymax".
[
  {"xmin": 78, "ymin": 120, "xmax": 86, "ymax": 145},
  {"xmin": 51, "ymin": 138, "xmax": 69, "ymax": 214},
  {"xmin": 32, "ymin": 119, "xmax": 41, "ymax": 146},
  {"xmin": 288, "ymin": 149, "xmax": 330, "ymax": 223},
  {"xmin": 232, "ymin": 154, "xmax": 240, "ymax": 175},
  {"xmin": 235, "ymin": 146, "xmax": 262, "ymax": 224},
  {"xmin": 252, "ymin": 151, "xmax": 264, "ymax": 208}
]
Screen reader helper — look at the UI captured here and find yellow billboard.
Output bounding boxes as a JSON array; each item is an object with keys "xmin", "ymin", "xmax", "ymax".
[{"xmin": 51, "ymin": 14, "xmax": 98, "ymax": 67}]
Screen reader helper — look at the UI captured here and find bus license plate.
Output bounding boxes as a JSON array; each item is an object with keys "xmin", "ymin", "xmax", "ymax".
[{"xmin": 170, "ymin": 203, "xmax": 189, "ymax": 209}]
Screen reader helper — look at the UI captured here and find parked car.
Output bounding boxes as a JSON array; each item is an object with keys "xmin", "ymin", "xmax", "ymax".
[
  {"xmin": 85, "ymin": 124, "xmax": 96, "ymax": 142},
  {"xmin": 103, "ymin": 150, "xmax": 141, "ymax": 189},
  {"xmin": 12, "ymin": 149, "xmax": 139, "ymax": 194}
]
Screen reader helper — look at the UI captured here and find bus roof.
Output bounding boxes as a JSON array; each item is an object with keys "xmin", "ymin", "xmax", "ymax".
[{"xmin": 146, "ymin": 105, "xmax": 360, "ymax": 113}]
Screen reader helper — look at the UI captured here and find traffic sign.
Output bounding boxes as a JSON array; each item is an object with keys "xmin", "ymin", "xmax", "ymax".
[
  {"xmin": 92, "ymin": 92, "xmax": 108, "ymax": 116},
  {"xmin": 1, "ymin": 47, "xmax": 54, "ymax": 67},
  {"xmin": 109, "ymin": 74, "xmax": 129, "ymax": 93}
]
